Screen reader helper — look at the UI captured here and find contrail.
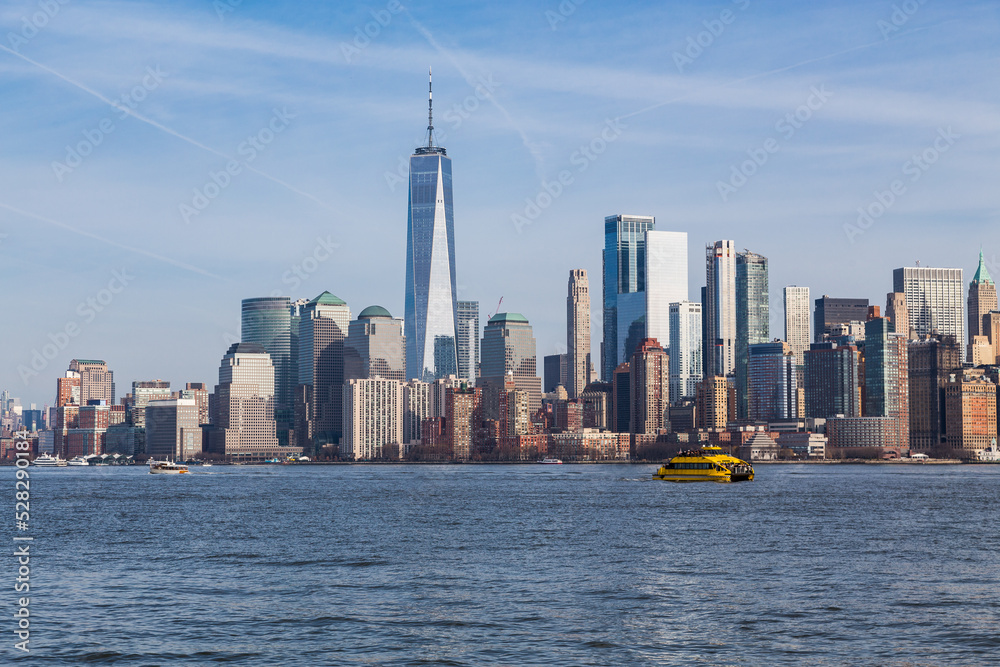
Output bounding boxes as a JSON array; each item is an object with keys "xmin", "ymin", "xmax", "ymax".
[
  {"xmin": 0, "ymin": 43, "xmax": 338, "ymax": 213},
  {"xmin": 0, "ymin": 202, "xmax": 226, "ymax": 280}
]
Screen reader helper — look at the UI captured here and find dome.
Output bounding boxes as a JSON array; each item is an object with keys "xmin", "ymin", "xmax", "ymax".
[{"xmin": 359, "ymin": 305, "xmax": 392, "ymax": 319}]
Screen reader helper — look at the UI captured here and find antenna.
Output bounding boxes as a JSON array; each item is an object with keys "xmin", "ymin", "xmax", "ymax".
[{"xmin": 427, "ymin": 67, "xmax": 434, "ymax": 148}]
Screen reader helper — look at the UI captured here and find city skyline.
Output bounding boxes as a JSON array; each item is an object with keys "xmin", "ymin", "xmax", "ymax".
[{"xmin": 3, "ymin": 0, "xmax": 999, "ymax": 408}]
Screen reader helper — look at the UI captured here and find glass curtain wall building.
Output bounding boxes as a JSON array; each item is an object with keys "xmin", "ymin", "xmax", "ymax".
[
  {"xmin": 704, "ymin": 241, "xmax": 737, "ymax": 379},
  {"xmin": 736, "ymin": 251, "xmax": 769, "ymax": 421},
  {"xmin": 241, "ymin": 297, "xmax": 293, "ymax": 446},
  {"xmin": 644, "ymin": 230, "xmax": 688, "ymax": 355},
  {"xmin": 602, "ymin": 214, "xmax": 655, "ymax": 380},
  {"xmin": 456, "ymin": 300, "xmax": 480, "ymax": 385}
]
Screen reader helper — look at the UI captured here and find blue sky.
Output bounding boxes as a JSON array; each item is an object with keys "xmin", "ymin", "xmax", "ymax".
[{"xmin": 2, "ymin": 0, "xmax": 998, "ymax": 408}]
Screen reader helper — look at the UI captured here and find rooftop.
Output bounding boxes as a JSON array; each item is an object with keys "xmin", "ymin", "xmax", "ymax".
[
  {"xmin": 358, "ymin": 305, "xmax": 392, "ymax": 319},
  {"xmin": 308, "ymin": 291, "xmax": 347, "ymax": 307},
  {"xmin": 488, "ymin": 312, "xmax": 529, "ymax": 324}
]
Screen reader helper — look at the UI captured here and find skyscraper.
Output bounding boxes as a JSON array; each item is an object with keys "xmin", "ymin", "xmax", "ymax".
[
  {"xmin": 735, "ymin": 251, "xmax": 769, "ymax": 420},
  {"xmin": 892, "ymin": 266, "xmax": 964, "ymax": 357},
  {"xmin": 668, "ymin": 301, "xmax": 702, "ymax": 400},
  {"xmin": 747, "ymin": 342, "xmax": 796, "ymax": 422},
  {"xmin": 804, "ymin": 342, "xmax": 860, "ymax": 419},
  {"xmin": 967, "ymin": 250, "xmax": 997, "ymax": 361},
  {"xmin": 479, "ymin": 313, "xmax": 541, "ymax": 418},
  {"xmin": 344, "ymin": 306, "xmax": 405, "ymax": 383},
  {"xmin": 863, "ymin": 317, "xmax": 909, "ymax": 450},
  {"xmin": 907, "ymin": 335, "xmax": 961, "ymax": 453},
  {"xmin": 146, "ymin": 398, "xmax": 201, "ymax": 460},
  {"xmin": 644, "ymin": 231, "xmax": 688, "ymax": 354},
  {"xmin": 783, "ymin": 286, "xmax": 810, "ymax": 361},
  {"xmin": 456, "ymin": 300, "xmax": 480, "ymax": 385},
  {"xmin": 343, "ymin": 378, "xmax": 403, "ymax": 460},
  {"xmin": 602, "ymin": 214, "xmax": 655, "ymax": 380},
  {"xmin": 704, "ymin": 241, "xmax": 737, "ymax": 378},
  {"xmin": 69, "ymin": 359, "xmax": 114, "ymax": 405},
  {"xmin": 814, "ymin": 296, "xmax": 869, "ymax": 342},
  {"xmin": 241, "ymin": 297, "xmax": 294, "ymax": 446},
  {"xmin": 629, "ymin": 338, "xmax": 669, "ymax": 434},
  {"xmin": 405, "ymin": 70, "xmax": 459, "ymax": 382},
  {"xmin": 130, "ymin": 380, "xmax": 171, "ymax": 428},
  {"xmin": 295, "ymin": 291, "xmax": 351, "ymax": 454},
  {"xmin": 567, "ymin": 269, "xmax": 591, "ymax": 399},
  {"xmin": 885, "ymin": 292, "xmax": 910, "ymax": 338}
]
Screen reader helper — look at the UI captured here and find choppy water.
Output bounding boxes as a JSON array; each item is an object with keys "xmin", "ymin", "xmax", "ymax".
[{"xmin": 8, "ymin": 463, "xmax": 1000, "ymax": 665}]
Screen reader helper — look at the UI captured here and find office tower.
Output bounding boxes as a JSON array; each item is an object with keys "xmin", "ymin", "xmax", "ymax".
[
  {"xmin": 69, "ymin": 359, "xmax": 114, "ymax": 405},
  {"xmin": 668, "ymin": 301, "xmax": 702, "ymax": 400},
  {"xmin": 65, "ymin": 402, "xmax": 109, "ymax": 457},
  {"xmin": 804, "ymin": 342, "xmax": 860, "ymax": 418},
  {"xmin": 967, "ymin": 250, "xmax": 997, "ymax": 361},
  {"xmin": 456, "ymin": 300, "xmax": 480, "ymax": 385},
  {"xmin": 405, "ymin": 71, "xmax": 459, "ymax": 382},
  {"xmin": 212, "ymin": 342, "xmax": 293, "ymax": 460},
  {"xmin": 814, "ymin": 297, "xmax": 869, "ymax": 342},
  {"xmin": 611, "ymin": 363, "xmax": 631, "ymax": 432},
  {"xmin": 146, "ymin": 398, "xmax": 201, "ymax": 460},
  {"xmin": 893, "ymin": 266, "xmax": 964, "ymax": 357},
  {"xmin": 907, "ymin": 335, "xmax": 962, "ymax": 452},
  {"xmin": 944, "ymin": 374, "xmax": 997, "ymax": 457},
  {"xmin": 695, "ymin": 376, "xmax": 735, "ymax": 429},
  {"xmin": 402, "ymin": 380, "xmax": 432, "ymax": 448},
  {"xmin": 863, "ymin": 317, "xmax": 909, "ymax": 450},
  {"xmin": 295, "ymin": 292, "xmax": 351, "ymax": 454},
  {"xmin": 581, "ymin": 382, "xmax": 612, "ymax": 430},
  {"xmin": 629, "ymin": 339, "xmax": 669, "ymax": 434},
  {"xmin": 242, "ymin": 297, "xmax": 295, "ymax": 446},
  {"xmin": 22, "ymin": 409, "xmax": 42, "ymax": 432},
  {"xmin": 783, "ymin": 286, "xmax": 811, "ymax": 360},
  {"xmin": 479, "ymin": 313, "xmax": 541, "ymax": 418},
  {"xmin": 343, "ymin": 378, "xmax": 403, "ymax": 460},
  {"xmin": 747, "ymin": 342, "xmax": 796, "ymax": 422},
  {"xmin": 735, "ymin": 251, "xmax": 769, "ymax": 420},
  {"xmin": 444, "ymin": 385, "xmax": 482, "ymax": 461},
  {"xmin": 344, "ymin": 306, "xmax": 406, "ymax": 383},
  {"xmin": 985, "ymin": 311, "xmax": 1000, "ymax": 362},
  {"xmin": 602, "ymin": 214, "xmax": 656, "ymax": 380},
  {"xmin": 644, "ymin": 231, "xmax": 688, "ymax": 355},
  {"xmin": 704, "ymin": 240, "xmax": 737, "ymax": 378},
  {"xmin": 543, "ymin": 354, "xmax": 567, "ymax": 394},
  {"xmin": 130, "ymin": 380, "xmax": 170, "ymax": 428},
  {"xmin": 885, "ymin": 292, "xmax": 910, "ymax": 339},
  {"xmin": 56, "ymin": 373, "xmax": 81, "ymax": 407},
  {"xmin": 567, "ymin": 269, "xmax": 592, "ymax": 398},
  {"xmin": 180, "ymin": 382, "xmax": 210, "ymax": 425}
]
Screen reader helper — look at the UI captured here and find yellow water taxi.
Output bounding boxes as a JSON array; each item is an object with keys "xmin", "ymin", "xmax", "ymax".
[{"xmin": 652, "ymin": 446, "xmax": 754, "ymax": 482}]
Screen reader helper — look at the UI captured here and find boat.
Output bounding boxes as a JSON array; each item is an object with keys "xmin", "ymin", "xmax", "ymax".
[
  {"xmin": 653, "ymin": 446, "xmax": 754, "ymax": 482},
  {"xmin": 31, "ymin": 453, "xmax": 67, "ymax": 467},
  {"xmin": 977, "ymin": 439, "xmax": 1000, "ymax": 463},
  {"xmin": 539, "ymin": 458, "xmax": 563, "ymax": 464},
  {"xmin": 148, "ymin": 460, "xmax": 189, "ymax": 474},
  {"xmin": 67, "ymin": 456, "xmax": 91, "ymax": 466}
]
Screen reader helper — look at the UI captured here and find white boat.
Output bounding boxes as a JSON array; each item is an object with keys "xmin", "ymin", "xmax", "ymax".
[
  {"xmin": 978, "ymin": 439, "xmax": 1000, "ymax": 463},
  {"xmin": 149, "ymin": 460, "xmax": 189, "ymax": 474},
  {"xmin": 67, "ymin": 456, "xmax": 91, "ymax": 466},
  {"xmin": 539, "ymin": 458, "xmax": 563, "ymax": 464},
  {"xmin": 31, "ymin": 454, "xmax": 67, "ymax": 467}
]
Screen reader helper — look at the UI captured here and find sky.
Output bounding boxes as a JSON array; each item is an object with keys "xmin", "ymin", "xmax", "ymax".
[{"xmin": 2, "ymin": 0, "xmax": 998, "ymax": 408}]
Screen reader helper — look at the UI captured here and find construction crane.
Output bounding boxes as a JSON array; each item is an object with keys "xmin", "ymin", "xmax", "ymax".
[{"xmin": 489, "ymin": 296, "xmax": 504, "ymax": 320}]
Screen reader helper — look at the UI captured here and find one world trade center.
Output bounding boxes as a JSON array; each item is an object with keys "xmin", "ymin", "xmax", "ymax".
[{"xmin": 404, "ymin": 69, "xmax": 459, "ymax": 382}]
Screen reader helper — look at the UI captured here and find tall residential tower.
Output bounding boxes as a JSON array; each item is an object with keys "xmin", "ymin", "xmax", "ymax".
[{"xmin": 567, "ymin": 269, "xmax": 591, "ymax": 398}]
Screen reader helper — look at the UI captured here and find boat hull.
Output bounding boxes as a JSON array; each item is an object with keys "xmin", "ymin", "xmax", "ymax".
[{"xmin": 652, "ymin": 472, "xmax": 754, "ymax": 483}]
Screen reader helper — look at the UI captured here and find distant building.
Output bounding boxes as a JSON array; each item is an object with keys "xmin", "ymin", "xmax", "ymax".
[
  {"xmin": 602, "ymin": 214, "xmax": 656, "ymax": 380},
  {"xmin": 669, "ymin": 301, "xmax": 702, "ymax": 401},
  {"xmin": 580, "ymin": 382, "xmax": 612, "ymax": 430},
  {"xmin": 629, "ymin": 338, "xmax": 669, "ymax": 434},
  {"xmin": 56, "ymin": 374, "xmax": 81, "ymax": 407},
  {"xmin": 131, "ymin": 380, "xmax": 170, "ymax": 428},
  {"xmin": 827, "ymin": 416, "xmax": 909, "ymax": 457},
  {"xmin": 736, "ymin": 251, "xmax": 769, "ymax": 420},
  {"xmin": 480, "ymin": 313, "xmax": 541, "ymax": 419},
  {"xmin": 907, "ymin": 335, "xmax": 962, "ymax": 453},
  {"xmin": 644, "ymin": 230, "xmax": 688, "ymax": 357},
  {"xmin": 611, "ymin": 363, "xmax": 631, "ymax": 433},
  {"xmin": 567, "ymin": 269, "xmax": 592, "ymax": 398},
  {"xmin": 814, "ymin": 297, "xmax": 869, "ymax": 343},
  {"xmin": 179, "ymin": 383, "xmax": 210, "ymax": 425},
  {"xmin": 864, "ymin": 318, "xmax": 909, "ymax": 446},
  {"xmin": 967, "ymin": 250, "xmax": 997, "ymax": 362},
  {"xmin": 402, "ymin": 380, "xmax": 432, "ymax": 450},
  {"xmin": 241, "ymin": 297, "xmax": 296, "ymax": 446},
  {"xmin": 295, "ymin": 292, "xmax": 351, "ymax": 455},
  {"xmin": 543, "ymin": 354, "xmax": 568, "ymax": 394},
  {"xmin": 944, "ymin": 373, "xmax": 997, "ymax": 458},
  {"xmin": 885, "ymin": 292, "xmax": 910, "ymax": 339},
  {"xmin": 783, "ymin": 286, "xmax": 811, "ymax": 362},
  {"xmin": 696, "ymin": 376, "xmax": 735, "ymax": 429},
  {"xmin": 893, "ymin": 266, "xmax": 964, "ymax": 358},
  {"xmin": 704, "ymin": 240, "xmax": 737, "ymax": 378},
  {"xmin": 747, "ymin": 342, "xmax": 796, "ymax": 422},
  {"xmin": 344, "ymin": 306, "xmax": 406, "ymax": 383},
  {"xmin": 146, "ymin": 398, "xmax": 201, "ymax": 460},
  {"xmin": 343, "ymin": 379, "xmax": 403, "ymax": 460},
  {"xmin": 456, "ymin": 300, "xmax": 480, "ymax": 385},
  {"xmin": 69, "ymin": 359, "xmax": 115, "ymax": 405},
  {"xmin": 444, "ymin": 384, "xmax": 482, "ymax": 461},
  {"xmin": 804, "ymin": 342, "xmax": 860, "ymax": 418}
]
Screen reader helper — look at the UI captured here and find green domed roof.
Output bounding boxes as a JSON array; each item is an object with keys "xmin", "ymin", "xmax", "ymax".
[
  {"xmin": 308, "ymin": 291, "xmax": 346, "ymax": 306},
  {"xmin": 359, "ymin": 305, "xmax": 392, "ymax": 319}
]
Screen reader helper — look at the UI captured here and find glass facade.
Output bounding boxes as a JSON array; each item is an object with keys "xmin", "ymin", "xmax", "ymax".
[
  {"xmin": 669, "ymin": 301, "xmax": 703, "ymax": 400},
  {"xmin": 456, "ymin": 300, "xmax": 480, "ymax": 385},
  {"xmin": 704, "ymin": 241, "xmax": 736, "ymax": 379},
  {"xmin": 644, "ymin": 230, "xmax": 688, "ymax": 353},
  {"xmin": 345, "ymin": 307, "xmax": 406, "ymax": 383},
  {"xmin": 295, "ymin": 292, "xmax": 351, "ymax": 453},
  {"xmin": 893, "ymin": 267, "xmax": 965, "ymax": 359},
  {"xmin": 736, "ymin": 251, "xmax": 769, "ymax": 420},
  {"xmin": 602, "ymin": 214, "xmax": 655, "ymax": 380},
  {"xmin": 242, "ymin": 297, "xmax": 293, "ymax": 446},
  {"xmin": 405, "ymin": 147, "xmax": 458, "ymax": 382},
  {"xmin": 480, "ymin": 313, "xmax": 541, "ymax": 417},
  {"xmin": 747, "ymin": 342, "xmax": 796, "ymax": 421}
]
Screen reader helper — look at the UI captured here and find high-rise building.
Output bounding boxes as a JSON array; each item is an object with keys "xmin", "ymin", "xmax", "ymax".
[
  {"xmin": 735, "ymin": 251, "xmax": 769, "ymax": 420},
  {"xmin": 668, "ymin": 301, "xmax": 702, "ymax": 401},
  {"xmin": 405, "ymin": 71, "xmax": 459, "ymax": 383},
  {"xmin": 967, "ymin": 250, "xmax": 997, "ymax": 362},
  {"xmin": 892, "ymin": 266, "xmax": 964, "ymax": 357},
  {"xmin": 241, "ymin": 297, "xmax": 295, "ymax": 445},
  {"xmin": 543, "ymin": 354, "xmax": 568, "ymax": 394},
  {"xmin": 295, "ymin": 292, "xmax": 351, "ymax": 454},
  {"xmin": 863, "ymin": 317, "xmax": 909, "ymax": 450},
  {"xmin": 907, "ymin": 335, "xmax": 961, "ymax": 453},
  {"xmin": 804, "ymin": 342, "xmax": 860, "ymax": 419},
  {"xmin": 644, "ymin": 231, "xmax": 688, "ymax": 356},
  {"xmin": 984, "ymin": 311, "xmax": 1000, "ymax": 362},
  {"xmin": 180, "ymin": 382, "xmax": 210, "ymax": 425},
  {"xmin": 814, "ymin": 297, "xmax": 869, "ymax": 342},
  {"xmin": 944, "ymin": 374, "xmax": 997, "ymax": 458},
  {"xmin": 747, "ymin": 342, "xmax": 796, "ymax": 422},
  {"xmin": 567, "ymin": 269, "xmax": 591, "ymax": 399},
  {"xmin": 479, "ymin": 313, "xmax": 541, "ymax": 418},
  {"xmin": 456, "ymin": 300, "xmax": 480, "ymax": 385},
  {"xmin": 629, "ymin": 339, "xmax": 669, "ymax": 434},
  {"xmin": 69, "ymin": 359, "xmax": 114, "ymax": 405},
  {"xmin": 885, "ymin": 292, "xmax": 910, "ymax": 339},
  {"xmin": 783, "ymin": 286, "xmax": 811, "ymax": 360},
  {"xmin": 611, "ymin": 363, "xmax": 631, "ymax": 433},
  {"xmin": 344, "ymin": 306, "xmax": 405, "ymax": 383},
  {"xmin": 130, "ymin": 380, "xmax": 170, "ymax": 428},
  {"xmin": 56, "ymin": 373, "xmax": 81, "ymax": 407},
  {"xmin": 580, "ymin": 382, "xmax": 612, "ymax": 430},
  {"xmin": 695, "ymin": 376, "xmax": 735, "ymax": 429},
  {"xmin": 402, "ymin": 380, "xmax": 432, "ymax": 449},
  {"xmin": 212, "ymin": 342, "xmax": 297, "ymax": 460},
  {"xmin": 444, "ymin": 384, "xmax": 482, "ymax": 461},
  {"xmin": 704, "ymin": 240, "xmax": 737, "ymax": 378},
  {"xmin": 602, "ymin": 214, "xmax": 656, "ymax": 380},
  {"xmin": 343, "ymin": 378, "xmax": 403, "ymax": 460},
  {"xmin": 146, "ymin": 398, "xmax": 201, "ymax": 460}
]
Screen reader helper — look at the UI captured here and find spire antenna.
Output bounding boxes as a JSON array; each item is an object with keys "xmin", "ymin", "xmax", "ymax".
[{"xmin": 427, "ymin": 67, "xmax": 434, "ymax": 148}]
